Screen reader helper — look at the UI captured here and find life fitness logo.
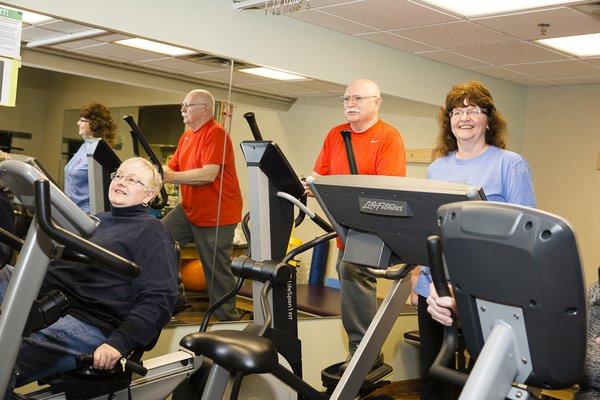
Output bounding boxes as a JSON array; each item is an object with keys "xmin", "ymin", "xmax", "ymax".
[{"xmin": 359, "ymin": 197, "xmax": 412, "ymax": 217}]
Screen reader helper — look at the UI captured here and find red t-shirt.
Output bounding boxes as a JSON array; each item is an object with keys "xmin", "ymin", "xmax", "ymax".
[
  {"xmin": 168, "ymin": 119, "xmax": 242, "ymax": 227},
  {"xmin": 313, "ymin": 119, "xmax": 406, "ymax": 247}
]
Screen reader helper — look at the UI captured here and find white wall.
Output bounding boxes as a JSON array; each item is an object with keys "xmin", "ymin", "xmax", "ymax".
[
  {"xmin": 4, "ymin": 0, "xmax": 529, "ymax": 150},
  {"xmin": 522, "ymin": 83, "xmax": 600, "ymax": 287}
]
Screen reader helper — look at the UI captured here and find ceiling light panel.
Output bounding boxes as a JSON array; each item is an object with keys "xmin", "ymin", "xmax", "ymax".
[
  {"xmin": 537, "ymin": 33, "xmax": 600, "ymax": 57},
  {"xmin": 115, "ymin": 38, "xmax": 195, "ymax": 57},
  {"xmin": 239, "ymin": 67, "xmax": 307, "ymax": 81},
  {"xmin": 419, "ymin": 0, "xmax": 580, "ymax": 17}
]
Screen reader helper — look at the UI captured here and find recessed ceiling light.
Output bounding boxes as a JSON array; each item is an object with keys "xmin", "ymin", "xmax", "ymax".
[
  {"xmin": 239, "ymin": 67, "xmax": 307, "ymax": 81},
  {"xmin": 115, "ymin": 38, "xmax": 195, "ymax": 57},
  {"xmin": 537, "ymin": 33, "xmax": 600, "ymax": 57},
  {"xmin": 420, "ymin": 0, "xmax": 578, "ymax": 17},
  {"xmin": 1, "ymin": 6, "xmax": 53, "ymax": 24}
]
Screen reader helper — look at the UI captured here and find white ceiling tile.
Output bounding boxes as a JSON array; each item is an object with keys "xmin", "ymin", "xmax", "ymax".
[
  {"xmin": 50, "ymin": 39, "xmax": 104, "ymax": 50},
  {"xmin": 76, "ymin": 43, "xmax": 165, "ymax": 62},
  {"xmin": 416, "ymin": 50, "xmax": 491, "ymax": 68},
  {"xmin": 37, "ymin": 20, "xmax": 93, "ymax": 34},
  {"xmin": 311, "ymin": 0, "xmax": 362, "ymax": 7},
  {"xmin": 508, "ymin": 60, "xmax": 600, "ymax": 79},
  {"xmin": 547, "ymin": 76, "xmax": 600, "ymax": 85},
  {"xmin": 21, "ymin": 26, "xmax": 63, "ymax": 42},
  {"xmin": 357, "ymin": 31, "xmax": 438, "ymax": 52},
  {"xmin": 470, "ymin": 66, "xmax": 542, "ymax": 82},
  {"xmin": 325, "ymin": 0, "xmax": 458, "ymax": 30},
  {"xmin": 94, "ymin": 33, "xmax": 131, "ymax": 43},
  {"xmin": 393, "ymin": 21, "xmax": 515, "ymax": 49},
  {"xmin": 194, "ymin": 70, "xmax": 274, "ymax": 85},
  {"xmin": 473, "ymin": 8, "xmax": 600, "ymax": 41},
  {"xmin": 287, "ymin": 9, "xmax": 378, "ymax": 35},
  {"xmin": 453, "ymin": 41, "xmax": 569, "ymax": 65},
  {"xmin": 521, "ymin": 80, "xmax": 554, "ymax": 87},
  {"xmin": 138, "ymin": 58, "xmax": 224, "ymax": 74}
]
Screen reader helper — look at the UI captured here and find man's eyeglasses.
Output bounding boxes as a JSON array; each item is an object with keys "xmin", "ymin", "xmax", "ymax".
[
  {"xmin": 449, "ymin": 107, "xmax": 487, "ymax": 118},
  {"xmin": 181, "ymin": 102, "xmax": 206, "ymax": 109},
  {"xmin": 340, "ymin": 95, "xmax": 380, "ymax": 103},
  {"xmin": 110, "ymin": 172, "xmax": 146, "ymax": 187}
]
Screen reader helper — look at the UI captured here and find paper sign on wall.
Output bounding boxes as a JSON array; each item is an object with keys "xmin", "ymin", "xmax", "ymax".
[{"xmin": 0, "ymin": 8, "xmax": 22, "ymax": 59}]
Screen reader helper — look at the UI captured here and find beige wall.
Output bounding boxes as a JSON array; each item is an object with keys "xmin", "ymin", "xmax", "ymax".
[{"xmin": 522, "ymin": 83, "xmax": 600, "ymax": 287}]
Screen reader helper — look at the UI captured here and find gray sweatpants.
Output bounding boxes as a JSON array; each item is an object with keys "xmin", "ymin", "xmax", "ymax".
[
  {"xmin": 162, "ymin": 204, "xmax": 239, "ymax": 321},
  {"xmin": 336, "ymin": 251, "xmax": 378, "ymax": 352}
]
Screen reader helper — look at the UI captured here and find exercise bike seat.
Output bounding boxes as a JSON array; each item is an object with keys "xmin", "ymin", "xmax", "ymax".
[{"xmin": 180, "ymin": 330, "xmax": 278, "ymax": 374}]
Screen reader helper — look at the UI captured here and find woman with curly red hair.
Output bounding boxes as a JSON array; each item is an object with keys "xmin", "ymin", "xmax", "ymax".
[
  {"xmin": 414, "ymin": 81, "xmax": 536, "ymax": 400},
  {"xmin": 64, "ymin": 103, "xmax": 116, "ymax": 213}
]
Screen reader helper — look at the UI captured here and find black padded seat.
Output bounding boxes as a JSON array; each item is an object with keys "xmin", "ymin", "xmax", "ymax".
[{"xmin": 180, "ymin": 330, "xmax": 278, "ymax": 375}]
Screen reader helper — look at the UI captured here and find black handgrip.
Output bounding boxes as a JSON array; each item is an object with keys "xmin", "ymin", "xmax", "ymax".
[
  {"xmin": 243, "ymin": 112, "xmax": 263, "ymax": 141},
  {"xmin": 76, "ymin": 354, "xmax": 148, "ymax": 376},
  {"xmin": 426, "ymin": 235, "xmax": 468, "ymax": 387},
  {"xmin": 231, "ymin": 255, "xmax": 292, "ymax": 286},
  {"xmin": 0, "ymin": 226, "xmax": 23, "ymax": 251},
  {"xmin": 312, "ymin": 214, "xmax": 335, "ymax": 233},
  {"xmin": 427, "ymin": 235, "xmax": 449, "ymax": 297},
  {"xmin": 123, "ymin": 115, "xmax": 168, "ymax": 209},
  {"xmin": 35, "ymin": 180, "xmax": 141, "ymax": 278},
  {"xmin": 125, "ymin": 358, "xmax": 148, "ymax": 376},
  {"xmin": 340, "ymin": 130, "xmax": 358, "ymax": 174},
  {"xmin": 282, "ymin": 231, "xmax": 336, "ymax": 265},
  {"xmin": 294, "ymin": 193, "xmax": 307, "ymax": 228}
]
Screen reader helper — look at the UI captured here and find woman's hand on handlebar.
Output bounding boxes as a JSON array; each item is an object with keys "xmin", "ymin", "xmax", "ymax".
[
  {"xmin": 93, "ymin": 343, "xmax": 122, "ymax": 370},
  {"xmin": 426, "ymin": 282, "xmax": 456, "ymax": 327}
]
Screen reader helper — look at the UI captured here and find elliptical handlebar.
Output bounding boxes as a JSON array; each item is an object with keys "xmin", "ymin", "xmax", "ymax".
[
  {"xmin": 243, "ymin": 112, "xmax": 264, "ymax": 141},
  {"xmin": 427, "ymin": 235, "xmax": 468, "ymax": 387},
  {"xmin": 76, "ymin": 354, "xmax": 148, "ymax": 376},
  {"xmin": 34, "ymin": 180, "xmax": 141, "ymax": 278},
  {"xmin": 122, "ymin": 115, "xmax": 168, "ymax": 210},
  {"xmin": 340, "ymin": 130, "xmax": 358, "ymax": 175}
]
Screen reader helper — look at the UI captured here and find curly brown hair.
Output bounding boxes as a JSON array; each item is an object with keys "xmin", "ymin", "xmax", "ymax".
[
  {"xmin": 434, "ymin": 81, "xmax": 507, "ymax": 157},
  {"xmin": 80, "ymin": 103, "xmax": 116, "ymax": 144}
]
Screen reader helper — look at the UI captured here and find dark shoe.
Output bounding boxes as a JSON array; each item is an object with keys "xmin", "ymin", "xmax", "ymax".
[{"xmin": 338, "ymin": 352, "xmax": 384, "ymax": 375}]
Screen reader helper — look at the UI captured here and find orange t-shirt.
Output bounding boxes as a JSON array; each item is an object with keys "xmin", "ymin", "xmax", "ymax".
[
  {"xmin": 168, "ymin": 119, "xmax": 242, "ymax": 227},
  {"xmin": 313, "ymin": 120, "xmax": 406, "ymax": 176},
  {"xmin": 313, "ymin": 119, "xmax": 406, "ymax": 247}
]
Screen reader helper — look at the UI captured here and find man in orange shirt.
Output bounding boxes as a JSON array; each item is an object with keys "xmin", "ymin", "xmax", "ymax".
[
  {"xmin": 162, "ymin": 89, "xmax": 242, "ymax": 320},
  {"xmin": 312, "ymin": 79, "xmax": 406, "ymax": 371}
]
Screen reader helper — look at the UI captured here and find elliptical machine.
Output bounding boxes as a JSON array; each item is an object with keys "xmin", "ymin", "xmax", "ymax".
[
  {"xmin": 428, "ymin": 201, "xmax": 586, "ymax": 399},
  {"xmin": 177, "ymin": 167, "xmax": 485, "ymax": 399}
]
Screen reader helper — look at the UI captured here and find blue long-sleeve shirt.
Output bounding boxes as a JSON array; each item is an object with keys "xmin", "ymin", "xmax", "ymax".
[
  {"xmin": 64, "ymin": 144, "xmax": 90, "ymax": 214},
  {"xmin": 416, "ymin": 146, "xmax": 536, "ymax": 298}
]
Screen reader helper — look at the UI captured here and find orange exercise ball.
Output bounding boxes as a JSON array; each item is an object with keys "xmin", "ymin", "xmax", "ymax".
[{"xmin": 180, "ymin": 259, "xmax": 206, "ymax": 292}]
